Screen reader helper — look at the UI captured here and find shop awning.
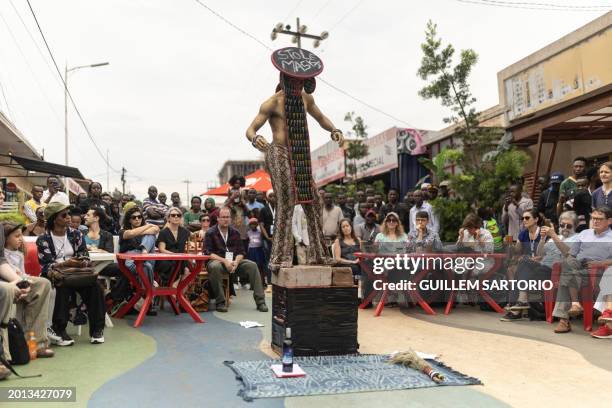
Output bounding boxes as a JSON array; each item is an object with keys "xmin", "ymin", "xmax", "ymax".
[{"xmin": 2, "ymin": 154, "xmax": 85, "ymax": 179}]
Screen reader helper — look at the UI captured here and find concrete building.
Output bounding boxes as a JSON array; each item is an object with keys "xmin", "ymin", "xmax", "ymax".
[
  {"xmin": 217, "ymin": 160, "xmax": 265, "ymax": 186},
  {"xmin": 500, "ymin": 12, "xmax": 612, "ymax": 196}
]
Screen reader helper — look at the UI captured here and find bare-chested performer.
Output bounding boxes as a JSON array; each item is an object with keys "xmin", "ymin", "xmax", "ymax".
[{"xmin": 246, "ymin": 47, "xmax": 344, "ymax": 271}]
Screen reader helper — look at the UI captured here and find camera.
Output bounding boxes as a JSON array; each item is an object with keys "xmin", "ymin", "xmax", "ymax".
[{"xmin": 16, "ymin": 279, "xmax": 30, "ymax": 289}]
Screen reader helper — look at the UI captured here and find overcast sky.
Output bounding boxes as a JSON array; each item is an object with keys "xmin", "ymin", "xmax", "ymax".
[{"xmin": 0, "ymin": 0, "xmax": 606, "ymax": 200}]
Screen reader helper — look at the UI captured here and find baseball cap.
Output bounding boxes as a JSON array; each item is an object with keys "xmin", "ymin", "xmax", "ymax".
[
  {"xmin": 550, "ymin": 172, "xmax": 564, "ymax": 184},
  {"xmin": 366, "ymin": 209, "xmax": 377, "ymax": 218},
  {"xmin": 248, "ymin": 217, "xmax": 259, "ymax": 225},
  {"xmin": 439, "ymin": 180, "xmax": 450, "ymax": 187}
]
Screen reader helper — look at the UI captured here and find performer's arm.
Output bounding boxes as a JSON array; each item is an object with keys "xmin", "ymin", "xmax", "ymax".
[
  {"xmin": 304, "ymin": 94, "xmax": 344, "ymax": 146},
  {"xmin": 246, "ymin": 100, "xmax": 273, "ymax": 151}
]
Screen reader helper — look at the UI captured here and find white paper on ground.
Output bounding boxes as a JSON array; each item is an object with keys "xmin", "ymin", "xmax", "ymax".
[
  {"xmin": 239, "ymin": 321, "xmax": 264, "ymax": 328},
  {"xmin": 271, "ymin": 363, "xmax": 306, "ymax": 378}
]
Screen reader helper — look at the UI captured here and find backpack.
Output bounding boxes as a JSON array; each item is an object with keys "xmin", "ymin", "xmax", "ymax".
[
  {"xmin": 7, "ymin": 318, "xmax": 29, "ymax": 365},
  {"xmin": 0, "ymin": 320, "xmax": 41, "ymax": 379}
]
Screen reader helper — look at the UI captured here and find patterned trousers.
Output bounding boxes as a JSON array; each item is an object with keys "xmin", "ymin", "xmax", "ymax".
[{"xmin": 265, "ymin": 143, "xmax": 330, "ymax": 270}]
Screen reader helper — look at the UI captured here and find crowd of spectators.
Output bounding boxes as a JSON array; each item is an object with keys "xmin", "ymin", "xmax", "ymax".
[{"xmin": 0, "ymin": 158, "xmax": 611, "ymax": 379}]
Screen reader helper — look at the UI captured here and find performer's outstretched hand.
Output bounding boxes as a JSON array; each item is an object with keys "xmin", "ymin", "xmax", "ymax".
[{"xmin": 331, "ymin": 129, "xmax": 344, "ymax": 147}]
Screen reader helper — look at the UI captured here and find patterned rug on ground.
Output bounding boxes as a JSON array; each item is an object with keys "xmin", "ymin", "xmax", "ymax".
[{"xmin": 224, "ymin": 354, "xmax": 482, "ymax": 401}]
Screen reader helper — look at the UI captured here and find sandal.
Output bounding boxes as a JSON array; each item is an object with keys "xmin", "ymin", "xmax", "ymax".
[
  {"xmin": 568, "ymin": 304, "xmax": 584, "ymax": 317},
  {"xmin": 554, "ymin": 319, "xmax": 571, "ymax": 333}
]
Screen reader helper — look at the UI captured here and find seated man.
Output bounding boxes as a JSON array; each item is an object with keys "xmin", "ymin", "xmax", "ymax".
[
  {"xmin": 0, "ymin": 281, "xmax": 21, "ymax": 379},
  {"xmin": 203, "ymin": 207, "xmax": 267, "ymax": 313},
  {"xmin": 588, "ymin": 207, "xmax": 612, "ymax": 339},
  {"xmin": 406, "ymin": 210, "xmax": 442, "ymax": 253},
  {"xmin": 553, "ymin": 207, "xmax": 612, "ymax": 331}
]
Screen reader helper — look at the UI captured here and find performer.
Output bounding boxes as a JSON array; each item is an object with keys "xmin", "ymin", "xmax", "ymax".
[{"xmin": 246, "ymin": 47, "xmax": 344, "ymax": 271}]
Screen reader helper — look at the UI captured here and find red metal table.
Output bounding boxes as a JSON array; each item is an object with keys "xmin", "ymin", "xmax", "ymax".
[
  {"xmin": 114, "ymin": 253, "xmax": 209, "ymax": 327},
  {"xmin": 355, "ymin": 252, "xmax": 507, "ymax": 317}
]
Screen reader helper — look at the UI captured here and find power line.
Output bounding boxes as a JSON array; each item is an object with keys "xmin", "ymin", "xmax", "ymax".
[
  {"xmin": 25, "ymin": 0, "xmax": 119, "ymax": 173},
  {"xmin": 9, "ymin": 0, "xmax": 64, "ymax": 89},
  {"xmin": 283, "ymin": 0, "xmax": 305, "ymax": 22},
  {"xmin": 476, "ymin": 0, "xmax": 611, "ymax": 9},
  {"xmin": 312, "ymin": 0, "xmax": 333, "ymax": 20},
  {"xmin": 328, "ymin": 0, "xmax": 366, "ymax": 31},
  {"xmin": 0, "ymin": 10, "xmax": 63, "ymax": 125},
  {"xmin": 456, "ymin": 0, "xmax": 611, "ymax": 11},
  {"xmin": 192, "ymin": 0, "xmax": 415, "ymax": 128}
]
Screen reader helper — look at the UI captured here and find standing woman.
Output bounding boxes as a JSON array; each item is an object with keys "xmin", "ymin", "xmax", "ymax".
[
  {"xmin": 36, "ymin": 203, "xmax": 106, "ymax": 345},
  {"xmin": 592, "ymin": 161, "xmax": 612, "ymax": 209},
  {"xmin": 333, "ymin": 218, "xmax": 362, "ymax": 278},
  {"xmin": 156, "ymin": 207, "xmax": 190, "ymax": 284}
]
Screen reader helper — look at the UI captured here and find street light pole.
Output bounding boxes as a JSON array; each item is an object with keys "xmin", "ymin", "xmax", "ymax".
[{"xmin": 64, "ymin": 61, "xmax": 110, "ymax": 166}]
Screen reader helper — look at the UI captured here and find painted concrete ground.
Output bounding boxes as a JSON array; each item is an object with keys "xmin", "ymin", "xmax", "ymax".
[{"xmin": 2, "ymin": 290, "xmax": 609, "ymax": 407}]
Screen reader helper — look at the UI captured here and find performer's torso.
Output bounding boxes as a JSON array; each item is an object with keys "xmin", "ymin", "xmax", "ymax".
[{"xmin": 267, "ymin": 90, "xmax": 310, "ymax": 146}]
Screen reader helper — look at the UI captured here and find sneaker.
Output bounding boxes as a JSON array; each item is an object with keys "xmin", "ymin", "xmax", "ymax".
[
  {"xmin": 591, "ymin": 325, "xmax": 612, "ymax": 339},
  {"xmin": 509, "ymin": 302, "xmax": 530, "ymax": 311},
  {"xmin": 90, "ymin": 330, "xmax": 105, "ymax": 344},
  {"xmin": 216, "ymin": 303, "xmax": 228, "ymax": 313},
  {"xmin": 500, "ymin": 311, "xmax": 526, "ymax": 322},
  {"xmin": 233, "ymin": 284, "xmax": 240, "ymax": 292},
  {"xmin": 600, "ymin": 309, "xmax": 612, "ymax": 323},
  {"xmin": 111, "ymin": 300, "xmax": 128, "ymax": 316},
  {"xmin": 257, "ymin": 304, "xmax": 268, "ymax": 312},
  {"xmin": 47, "ymin": 327, "xmax": 62, "ymax": 344},
  {"xmin": 53, "ymin": 330, "xmax": 75, "ymax": 347}
]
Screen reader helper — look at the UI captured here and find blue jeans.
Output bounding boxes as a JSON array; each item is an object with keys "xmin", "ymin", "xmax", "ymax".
[{"xmin": 125, "ymin": 234, "xmax": 156, "ymax": 284}]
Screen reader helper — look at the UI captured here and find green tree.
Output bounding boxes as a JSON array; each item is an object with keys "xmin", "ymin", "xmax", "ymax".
[
  {"xmin": 343, "ymin": 112, "xmax": 370, "ymax": 181},
  {"xmin": 417, "ymin": 20, "xmax": 529, "ymax": 240}
]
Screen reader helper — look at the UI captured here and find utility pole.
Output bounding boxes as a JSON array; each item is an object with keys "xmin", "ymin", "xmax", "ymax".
[
  {"xmin": 183, "ymin": 179, "xmax": 191, "ymax": 200},
  {"xmin": 121, "ymin": 167, "xmax": 126, "ymax": 194},
  {"xmin": 271, "ymin": 17, "xmax": 329, "ymax": 49}
]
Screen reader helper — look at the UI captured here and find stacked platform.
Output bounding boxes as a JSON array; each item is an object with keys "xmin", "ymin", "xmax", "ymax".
[{"xmin": 271, "ymin": 266, "xmax": 359, "ymax": 356}]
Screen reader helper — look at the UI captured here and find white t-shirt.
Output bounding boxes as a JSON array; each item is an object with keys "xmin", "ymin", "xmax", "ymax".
[
  {"xmin": 51, "ymin": 233, "xmax": 74, "ymax": 261},
  {"xmin": 42, "ymin": 190, "xmax": 70, "ymax": 206},
  {"xmin": 4, "ymin": 248, "xmax": 25, "ymax": 277}
]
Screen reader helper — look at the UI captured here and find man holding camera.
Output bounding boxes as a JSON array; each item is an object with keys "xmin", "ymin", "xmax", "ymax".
[{"xmin": 42, "ymin": 175, "xmax": 70, "ymax": 206}]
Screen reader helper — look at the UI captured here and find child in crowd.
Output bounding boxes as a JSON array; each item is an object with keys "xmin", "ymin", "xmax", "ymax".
[
  {"xmin": 246, "ymin": 218, "xmax": 266, "ymax": 286},
  {"xmin": 1, "ymin": 222, "xmax": 54, "ymax": 358}
]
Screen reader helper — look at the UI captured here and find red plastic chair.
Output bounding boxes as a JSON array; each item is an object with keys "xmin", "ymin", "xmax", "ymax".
[
  {"xmin": 544, "ymin": 262, "xmax": 602, "ymax": 331},
  {"xmin": 24, "ymin": 240, "xmax": 42, "ymax": 277}
]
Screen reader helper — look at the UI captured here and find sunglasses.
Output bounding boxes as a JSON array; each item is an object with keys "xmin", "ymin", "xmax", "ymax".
[
  {"xmin": 591, "ymin": 217, "xmax": 606, "ymax": 222},
  {"xmin": 169, "ymin": 213, "xmax": 182, "ymax": 218},
  {"xmin": 559, "ymin": 223, "xmax": 574, "ymax": 229},
  {"xmin": 522, "ymin": 216, "xmax": 532, "ymax": 221},
  {"xmin": 386, "ymin": 218, "xmax": 398, "ymax": 223},
  {"xmin": 201, "ymin": 218, "xmax": 211, "ymax": 222},
  {"xmin": 58, "ymin": 212, "xmax": 71, "ymax": 218},
  {"xmin": 130, "ymin": 215, "xmax": 142, "ymax": 220}
]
